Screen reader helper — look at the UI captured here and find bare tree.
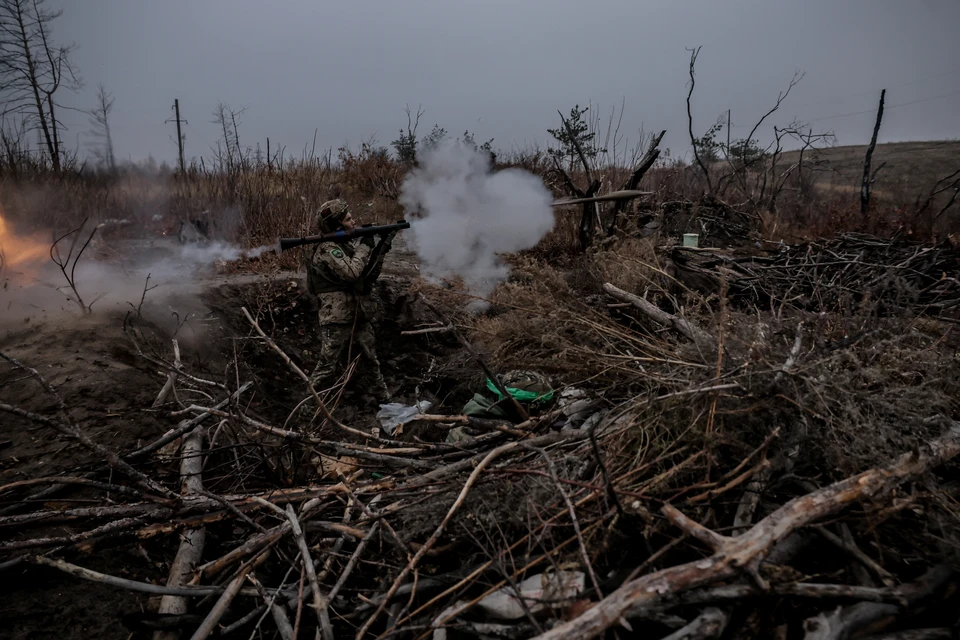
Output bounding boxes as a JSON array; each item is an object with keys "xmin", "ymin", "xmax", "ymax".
[
  {"xmin": 764, "ymin": 123, "xmax": 835, "ymax": 213},
  {"xmin": 0, "ymin": 0, "xmax": 81, "ymax": 172},
  {"xmin": 685, "ymin": 46, "xmax": 713, "ymax": 195},
  {"xmin": 915, "ymin": 167, "xmax": 960, "ymax": 223},
  {"xmin": 49, "ymin": 218, "xmax": 101, "ymax": 315},
  {"xmin": 860, "ymin": 89, "xmax": 886, "ymax": 217},
  {"xmin": 391, "ymin": 103, "xmax": 425, "ymax": 165},
  {"xmin": 211, "ymin": 102, "xmax": 248, "ymax": 173},
  {"xmin": 722, "ymin": 71, "xmax": 805, "ymax": 206},
  {"xmin": 87, "ymin": 83, "xmax": 115, "ymax": 172}
]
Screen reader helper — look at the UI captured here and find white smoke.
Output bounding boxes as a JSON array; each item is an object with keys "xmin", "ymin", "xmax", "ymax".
[
  {"xmin": 0, "ymin": 231, "xmax": 266, "ymax": 336},
  {"xmin": 399, "ymin": 139, "xmax": 555, "ymax": 309}
]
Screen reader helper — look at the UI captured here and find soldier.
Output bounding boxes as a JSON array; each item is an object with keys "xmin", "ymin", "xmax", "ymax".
[{"xmin": 302, "ymin": 198, "xmax": 396, "ymax": 411}]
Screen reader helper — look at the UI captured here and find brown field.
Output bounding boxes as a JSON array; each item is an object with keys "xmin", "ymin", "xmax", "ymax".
[{"xmin": 779, "ymin": 139, "xmax": 960, "ymax": 204}]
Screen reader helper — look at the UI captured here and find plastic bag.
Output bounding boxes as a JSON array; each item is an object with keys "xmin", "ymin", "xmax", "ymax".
[{"xmin": 376, "ymin": 400, "xmax": 432, "ymax": 436}]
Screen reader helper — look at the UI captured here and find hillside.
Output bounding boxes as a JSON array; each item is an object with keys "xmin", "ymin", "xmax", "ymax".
[{"xmin": 779, "ymin": 139, "xmax": 960, "ymax": 203}]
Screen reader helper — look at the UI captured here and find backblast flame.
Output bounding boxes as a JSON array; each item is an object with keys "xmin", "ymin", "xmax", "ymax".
[{"xmin": 0, "ymin": 210, "xmax": 50, "ymax": 276}]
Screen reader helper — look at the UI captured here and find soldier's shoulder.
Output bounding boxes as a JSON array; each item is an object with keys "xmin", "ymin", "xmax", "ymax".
[{"xmin": 313, "ymin": 241, "xmax": 347, "ymax": 263}]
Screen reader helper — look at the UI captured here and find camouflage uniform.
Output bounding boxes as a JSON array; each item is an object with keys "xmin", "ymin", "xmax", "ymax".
[{"xmin": 303, "ymin": 199, "xmax": 394, "ymax": 404}]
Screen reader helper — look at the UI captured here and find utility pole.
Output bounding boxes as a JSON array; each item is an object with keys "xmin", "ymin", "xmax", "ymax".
[{"xmin": 166, "ymin": 99, "xmax": 187, "ymax": 173}]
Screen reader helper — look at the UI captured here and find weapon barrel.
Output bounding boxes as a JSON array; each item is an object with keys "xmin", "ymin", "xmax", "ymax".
[
  {"xmin": 550, "ymin": 189, "xmax": 653, "ymax": 207},
  {"xmin": 278, "ymin": 220, "xmax": 410, "ymax": 252}
]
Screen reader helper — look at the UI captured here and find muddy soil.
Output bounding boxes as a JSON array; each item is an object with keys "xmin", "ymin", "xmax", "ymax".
[{"xmin": 0, "ymin": 236, "xmax": 479, "ymax": 638}]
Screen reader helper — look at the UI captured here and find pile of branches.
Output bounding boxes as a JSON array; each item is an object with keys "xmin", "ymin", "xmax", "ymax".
[
  {"xmin": 658, "ymin": 196, "xmax": 762, "ymax": 249},
  {"xmin": 671, "ymin": 232, "xmax": 960, "ymax": 319},
  {"xmin": 3, "ymin": 267, "xmax": 960, "ymax": 639}
]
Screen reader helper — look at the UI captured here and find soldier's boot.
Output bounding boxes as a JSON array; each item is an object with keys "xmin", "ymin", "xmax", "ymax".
[{"xmin": 372, "ymin": 371, "xmax": 390, "ymax": 404}]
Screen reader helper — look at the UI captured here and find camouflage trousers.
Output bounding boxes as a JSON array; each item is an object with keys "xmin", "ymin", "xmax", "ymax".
[{"xmin": 308, "ymin": 322, "xmax": 389, "ymax": 402}]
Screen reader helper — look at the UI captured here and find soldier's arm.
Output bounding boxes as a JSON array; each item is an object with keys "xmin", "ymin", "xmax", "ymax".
[{"xmin": 313, "ymin": 243, "xmax": 374, "ymax": 283}]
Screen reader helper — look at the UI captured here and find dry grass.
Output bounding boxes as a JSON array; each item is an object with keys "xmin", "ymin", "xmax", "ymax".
[{"xmin": 2, "ymin": 137, "xmax": 957, "ymax": 258}]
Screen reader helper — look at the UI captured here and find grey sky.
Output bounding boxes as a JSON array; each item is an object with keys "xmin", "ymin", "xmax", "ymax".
[{"xmin": 52, "ymin": 0, "xmax": 960, "ymax": 166}]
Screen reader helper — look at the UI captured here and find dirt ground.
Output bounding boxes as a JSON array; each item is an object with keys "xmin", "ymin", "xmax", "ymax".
[{"xmin": 0, "ymin": 234, "xmax": 475, "ymax": 639}]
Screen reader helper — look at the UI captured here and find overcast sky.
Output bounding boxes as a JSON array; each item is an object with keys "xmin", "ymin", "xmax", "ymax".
[{"xmin": 49, "ymin": 0, "xmax": 960, "ymax": 166}]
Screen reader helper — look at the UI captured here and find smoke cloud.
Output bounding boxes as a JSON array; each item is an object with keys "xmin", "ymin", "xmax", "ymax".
[
  {"xmin": 399, "ymin": 139, "xmax": 555, "ymax": 310},
  {"xmin": 0, "ymin": 225, "xmax": 258, "ymax": 342}
]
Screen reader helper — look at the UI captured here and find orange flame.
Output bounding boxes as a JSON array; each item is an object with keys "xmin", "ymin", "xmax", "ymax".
[{"xmin": 0, "ymin": 209, "xmax": 50, "ymax": 273}]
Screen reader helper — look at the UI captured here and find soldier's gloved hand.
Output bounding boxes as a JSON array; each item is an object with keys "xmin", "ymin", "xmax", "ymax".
[
  {"xmin": 381, "ymin": 230, "xmax": 398, "ymax": 248},
  {"xmin": 360, "ymin": 234, "xmax": 376, "ymax": 248}
]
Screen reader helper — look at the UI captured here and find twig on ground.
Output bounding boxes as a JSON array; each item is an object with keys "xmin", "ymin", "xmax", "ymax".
[
  {"xmin": 357, "ymin": 438, "xmax": 537, "ymax": 639},
  {"xmin": 527, "ymin": 444, "xmax": 603, "ymax": 599},
  {"xmin": 152, "ymin": 338, "xmax": 182, "ymax": 408},
  {"xmin": 188, "ymin": 549, "xmax": 270, "ymax": 640},
  {"xmin": 31, "ymin": 556, "xmax": 269, "ymax": 598},
  {"xmin": 814, "ymin": 526, "xmax": 895, "ymax": 587},
  {"xmin": 0, "ymin": 353, "xmax": 176, "ymax": 499},
  {"xmin": 801, "ymin": 565, "xmax": 954, "ymax": 640},
  {"xmin": 417, "ymin": 293, "xmax": 530, "ymax": 421},
  {"xmin": 130, "ymin": 382, "xmax": 253, "ymax": 460},
  {"xmin": 242, "ymin": 306, "xmax": 377, "ymax": 441},
  {"xmin": 602, "ymin": 283, "xmax": 713, "ymax": 346},
  {"xmin": 328, "ymin": 520, "xmax": 381, "ymax": 602},
  {"xmin": 285, "ymin": 503, "xmax": 334, "ymax": 640}
]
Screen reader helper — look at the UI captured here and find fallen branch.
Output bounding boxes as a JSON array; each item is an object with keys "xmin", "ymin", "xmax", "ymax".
[
  {"xmin": 155, "ymin": 428, "xmax": 207, "ymax": 640},
  {"xmin": 815, "ymin": 526, "xmax": 895, "ymax": 587},
  {"xmin": 400, "ymin": 325, "xmax": 452, "ymax": 336},
  {"xmin": 602, "ymin": 283, "xmax": 713, "ymax": 346},
  {"xmin": 859, "ymin": 630, "xmax": 952, "ymax": 640},
  {"xmin": 129, "ymin": 381, "xmax": 252, "ymax": 460},
  {"xmin": 418, "ymin": 294, "xmax": 530, "ymax": 421},
  {"xmin": 551, "ymin": 189, "xmax": 653, "ymax": 207},
  {"xmin": 0, "ymin": 401, "xmax": 174, "ymax": 500},
  {"xmin": 188, "ymin": 549, "xmax": 270, "ymax": 640},
  {"xmin": 31, "ymin": 555, "xmax": 270, "ymax": 598},
  {"xmin": 328, "ymin": 520, "xmax": 380, "ymax": 602},
  {"xmin": 622, "ymin": 581, "xmax": 914, "ymax": 622},
  {"xmin": 530, "ymin": 421, "xmax": 960, "ymax": 640},
  {"xmin": 732, "ymin": 461, "xmax": 772, "ymax": 535},
  {"xmin": 285, "ymin": 503, "xmax": 334, "ymax": 640},
  {"xmin": 152, "ymin": 338, "xmax": 181, "ymax": 408},
  {"xmin": 1, "ymin": 516, "xmax": 150, "ymax": 551},
  {"xmin": 0, "ymin": 476, "xmax": 144, "ymax": 500}
]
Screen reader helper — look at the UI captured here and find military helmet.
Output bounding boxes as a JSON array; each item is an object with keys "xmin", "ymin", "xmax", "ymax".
[
  {"xmin": 486, "ymin": 370, "xmax": 555, "ymax": 405},
  {"xmin": 316, "ymin": 198, "xmax": 350, "ymax": 233}
]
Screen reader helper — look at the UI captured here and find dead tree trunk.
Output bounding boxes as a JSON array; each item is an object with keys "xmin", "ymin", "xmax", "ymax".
[
  {"xmin": 687, "ymin": 46, "xmax": 713, "ymax": 196},
  {"xmin": 860, "ymin": 89, "xmax": 886, "ymax": 217},
  {"xmin": 8, "ymin": 0, "xmax": 58, "ymax": 171},
  {"xmin": 608, "ymin": 130, "xmax": 666, "ymax": 234},
  {"xmin": 578, "ymin": 190, "xmax": 600, "ymax": 251}
]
